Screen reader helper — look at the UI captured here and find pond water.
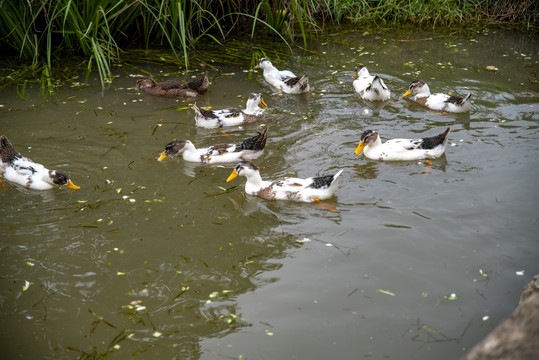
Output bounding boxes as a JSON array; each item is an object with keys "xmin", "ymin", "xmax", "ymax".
[{"xmin": 0, "ymin": 27, "xmax": 538, "ymax": 359}]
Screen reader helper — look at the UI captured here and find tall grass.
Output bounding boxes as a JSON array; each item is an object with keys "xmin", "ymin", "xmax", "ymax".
[
  {"xmin": 0, "ymin": 0, "xmax": 321, "ymax": 91},
  {"xmin": 0, "ymin": 0, "xmax": 536, "ymax": 91}
]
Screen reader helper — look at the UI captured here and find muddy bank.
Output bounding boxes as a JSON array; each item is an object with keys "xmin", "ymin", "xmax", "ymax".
[{"xmin": 463, "ymin": 275, "xmax": 539, "ymax": 360}]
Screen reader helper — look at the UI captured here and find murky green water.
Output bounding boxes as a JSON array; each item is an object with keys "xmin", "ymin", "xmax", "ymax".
[{"xmin": 1, "ymin": 27, "xmax": 538, "ymax": 359}]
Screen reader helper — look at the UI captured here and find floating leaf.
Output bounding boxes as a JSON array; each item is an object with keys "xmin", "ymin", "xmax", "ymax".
[
  {"xmin": 23, "ymin": 280, "xmax": 30, "ymax": 291},
  {"xmin": 376, "ymin": 289, "xmax": 395, "ymax": 296},
  {"xmin": 25, "ymin": 261, "xmax": 35, "ymax": 267},
  {"xmin": 152, "ymin": 331, "xmax": 162, "ymax": 337}
]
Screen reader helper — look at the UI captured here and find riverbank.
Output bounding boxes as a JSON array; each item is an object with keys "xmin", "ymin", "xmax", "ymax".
[
  {"xmin": 463, "ymin": 275, "xmax": 539, "ymax": 360},
  {"xmin": 0, "ymin": 0, "xmax": 536, "ymax": 90}
]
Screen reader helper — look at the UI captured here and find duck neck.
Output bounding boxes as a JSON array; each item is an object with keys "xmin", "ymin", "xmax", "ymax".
[
  {"xmin": 263, "ymin": 64, "xmax": 278, "ymax": 76},
  {"xmin": 244, "ymin": 171, "xmax": 265, "ymax": 193},
  {"xmin": 367, "ymin": 136, "xmax": 383, "ymax": 150},
  {"xmin": 244, "ymin": 101, "xmax": 264, "ymax": 115},
  {"xmin": 180, "ymin": 142, "xmax": 200, "ymax": 162},
  {"xmin": 415, "ymin": 84, "xmax": 431, "ymax": 98}
]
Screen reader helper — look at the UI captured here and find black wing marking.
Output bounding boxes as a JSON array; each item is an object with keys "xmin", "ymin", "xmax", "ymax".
[
  {"xmin": 307, "ymin": 175, "xmax": 336, "ymax": 189},
  {"xmin": 224, "ymin": 108, "xmax": 242, "ymax": 118},
  {"xmin": 418, "ymin": 127, "xmax": 451, "ymax": 150},
  {"xmin": 238, "ymin": 127, "xmax": 268, "ymax": 151},
  {"xmin": 199, "ymin": 107, "xmax": 219, "ymax": 119},
  {"xmin": 0, "ymin": 135, "xmax": 22, "ymax": 163}
]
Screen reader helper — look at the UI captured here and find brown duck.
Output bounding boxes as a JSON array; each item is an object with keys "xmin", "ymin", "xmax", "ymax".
[{"xmin": 137, "ymin": 72, "xmax": 209, "ymax": 97}]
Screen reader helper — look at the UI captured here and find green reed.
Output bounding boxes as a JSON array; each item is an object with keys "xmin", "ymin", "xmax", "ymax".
[{"xmin": 0, "ymin": 0, "xmax": 535, "ymax": 92}]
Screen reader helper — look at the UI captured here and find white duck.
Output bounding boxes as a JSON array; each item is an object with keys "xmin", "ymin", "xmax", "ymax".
[
  {"xmin": 193, "ymin": 93, "xmax": 267, "ymax": 129},
  {"xmin": 226, "ymin": 160, "xmax": 343, "ymax": 202},
  {"xmin": 402, "ymin": 80, "xmax": 472, "ymax": 113},
  {"xmin": 255, "ymin": 58, "xmax": 310, "ymax": 94},
  {"xmin": 353, "ymin": 66, "xmax": 391, "ymax": 101},
  {"xmin": 157, "ymin": 128, "xmax": 268, "ymax": 164},
  {"xmin": 354, "ymin": 127, "xmax": 451, "ymax": 161},
  {"xmin": 0, "ymin": 135, "xmax": 80, "ymax": 190}
]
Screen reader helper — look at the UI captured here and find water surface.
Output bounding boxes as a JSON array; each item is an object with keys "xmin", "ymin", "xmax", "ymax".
[{"xmin": 1, "ymin": 27, "xmax": 538, "ymax": 359}]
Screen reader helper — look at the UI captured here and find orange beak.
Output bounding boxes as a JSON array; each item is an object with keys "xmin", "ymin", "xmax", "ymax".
[
  {"xmin": 402, "ymin": 89, "xmax": 413, "ymax": 98},
  {"xmin": 354, "ymin": 141, "xmax": 366, "ymax": 156},
  {"xmin": 157, "ymin": 152, "xmax": 168, "ymax": 162},
  {"xmin": 66, "ymin": 180, "xmax": 80, "ymax": 190},
  {"xmin": 226, "ymin": 169, "xmax": 239, "ymax": 182}
]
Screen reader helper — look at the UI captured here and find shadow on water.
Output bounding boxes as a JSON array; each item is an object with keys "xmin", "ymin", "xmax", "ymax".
[{"xmin": 1, "ymin": 27, "xmax": 538, "ymax": 359}]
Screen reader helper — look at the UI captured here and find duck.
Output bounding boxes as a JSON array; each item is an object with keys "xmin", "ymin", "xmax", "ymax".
[
  {"xmin": 136, "ymin": 72, "xmax": 209, "ymax": 97},
  {"xmin": 157, "ymin": 127, "xmax": 268, "ymax": 164},
  {"xmin": 353, "ymin": 66, "xmax": 391, "ymax": 101},
  {"xmin": 0, "ymin": 135, "xmax": 80, "ymax": 190},
  {"xmin": 255, "ymin": 58, "xmax": 309, "ymax": 94},
  {"xmin": 354, "ymin": 127, "xmax": 451, "ymax": 161},
  {"xmin": 193, "ymin": 93, "xmax": 267, "ymax": 129},
  {"xmin": 226, "ymin": 160, "xmax": 343, "ymax": 202},
  {"xmin": 402, "ymin": 80, "xmax": 472, "ymax": 113}
]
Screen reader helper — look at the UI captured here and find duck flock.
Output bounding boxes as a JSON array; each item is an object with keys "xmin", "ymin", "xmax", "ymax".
[{"xmin": 0, "ymin": 57, "xmax": 473, "ymax": 203}]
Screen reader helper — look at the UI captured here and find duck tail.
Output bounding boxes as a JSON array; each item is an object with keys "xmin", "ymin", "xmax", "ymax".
[
  {"xmin": 239, "ymin": 127, "xmax": 269, "ymax": 151},
  {"xmin": 308, "ymin": 169, "xmax": 343, "ymax": 191},
  {"xmin": 299, "ymin": 73, "xmax": 309, "ymax": 85},
  {"xmin": 193, "ymin": 102, "xmax": 202, "ymax": 116},
  {"xmin": 327, "ymin": 169, "xmax": 343, "ymax": 196},
  {"xmin": 0, "ymin": 135, "xmax": 22, "ymax": 163},
  {"xmin": 419, "ymin": 127, "xmax": 451, "ymax": 150},
  {"xmin": 189, "ymin": 72, "xmax": 209, "ymax": 93},
  {"xmin": 297, "ymin": 73, "xmax": 310, "ymax": 92},
  {"xmin": 440, "ymin": 127, "xmax": 451, "ymax": 147},
  {"xmin": 463, "ymin": 93, "xmax": 472, "ymax": 103}
]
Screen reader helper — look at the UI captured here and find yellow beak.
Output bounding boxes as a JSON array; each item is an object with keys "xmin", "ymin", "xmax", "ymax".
[
  {"xmin": 260, "ymin": 98, "xmax": 267, "ymax": 108},
  {"xmin": 354, "ymin": 141, "xmax": 366, "ymax": 156},
  {"xmin": 402, "ymin": 89, "xmax": 413, "ymax": 98},
  {"xmin": 66, "ymin": 180, "xmax": 80, "ymax": 190},
  {"xmin": 157, "ymin": 152, "xmax": 168, "ymax": 162},
  {"xmin": 255, "ymin": 64, "xmax": 260, "ymax": 69},
  {"xmin": 226, "ymin": 169, "xmax": 239, "ymax": 182}
]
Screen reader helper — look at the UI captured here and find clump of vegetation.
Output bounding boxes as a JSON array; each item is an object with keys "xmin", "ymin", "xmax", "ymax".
[
  {"xmin": 323, "ymin": 0, "xmax": 537, "ymax": 28},
  {"xmin": 0, "ymin": 0, "xmax": 536, "ymax": 90}
]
